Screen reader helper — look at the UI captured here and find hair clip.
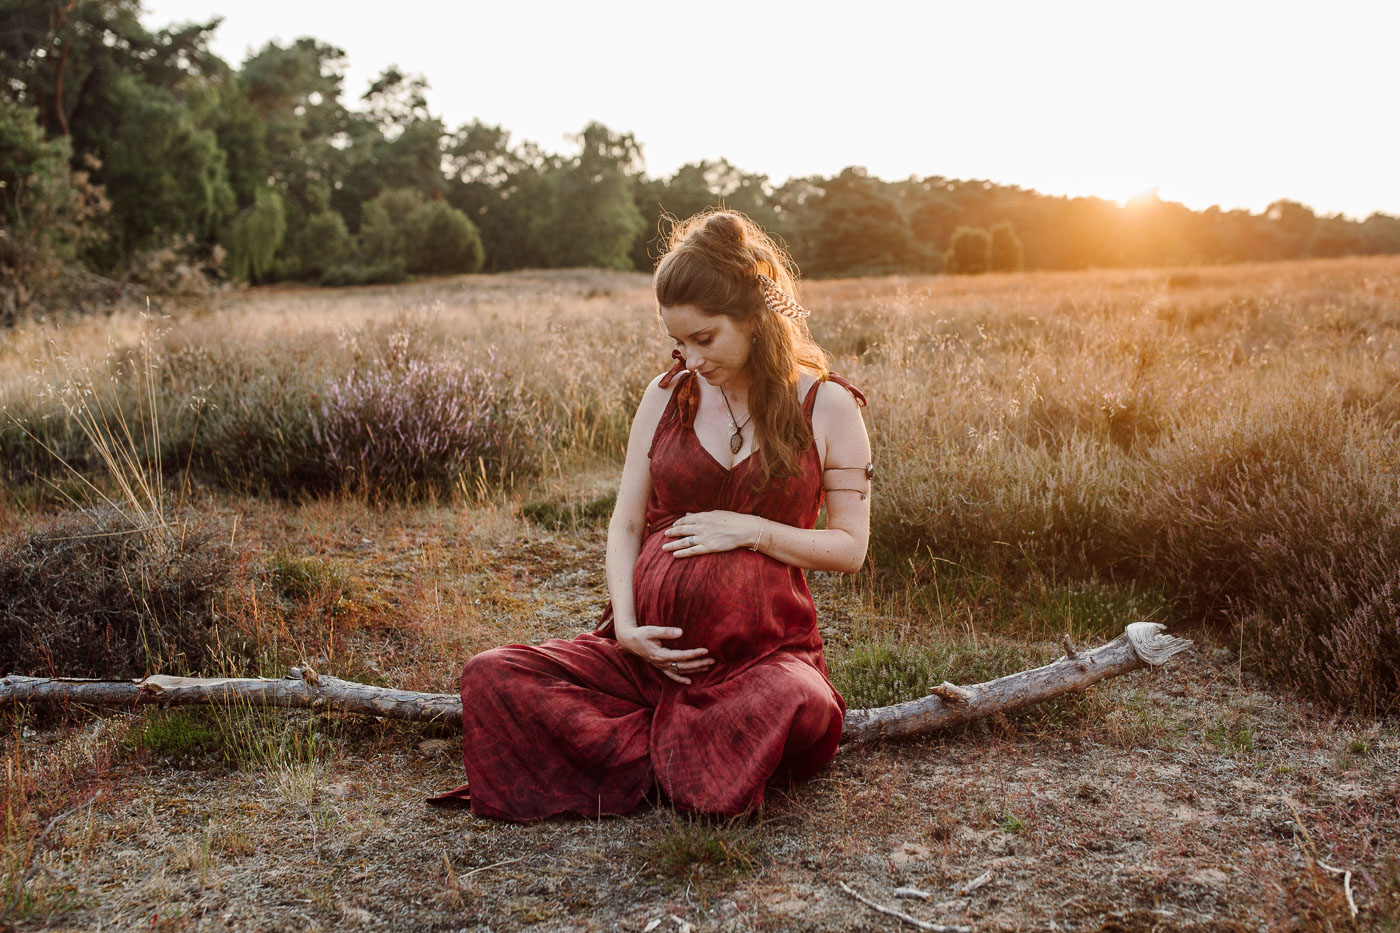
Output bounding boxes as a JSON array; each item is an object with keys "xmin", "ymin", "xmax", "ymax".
[{"xmin": 756, "ymin": 273, "xmax": 810, "ymax": 321}]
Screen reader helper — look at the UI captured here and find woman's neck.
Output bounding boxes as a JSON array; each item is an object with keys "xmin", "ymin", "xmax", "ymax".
[{"xmin": 712, "ymin": 367, "xmax": 752, "ymax": 399}]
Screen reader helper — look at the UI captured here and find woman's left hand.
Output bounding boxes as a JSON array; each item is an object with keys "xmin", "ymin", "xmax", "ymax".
[{"xmin": 662, "ymin": 511, "xmax": 761, "ymax": 557}]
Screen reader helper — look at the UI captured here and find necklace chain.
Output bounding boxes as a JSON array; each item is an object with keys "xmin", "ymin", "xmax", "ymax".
[{"xmin": 719, "ymin": 387, "xmax": 750, "ymax": 455}]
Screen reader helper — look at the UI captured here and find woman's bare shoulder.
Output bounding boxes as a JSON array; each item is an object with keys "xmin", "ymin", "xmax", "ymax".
[
  {"xmin": 633, "ymin": 370, "xmax": 684, "ymax": 421},
  {"xmin": 643, "ymin": 369, "xmax": 686, "ymax": 399},
  {"xmin": 812, "ymin": 374, "xmax": 863, "ymax": 417}
]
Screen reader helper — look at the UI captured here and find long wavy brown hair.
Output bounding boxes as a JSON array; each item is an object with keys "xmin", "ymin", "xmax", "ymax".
[{"xmin": 653, "ymin": 210, "xmax": 830, "ymax": 487}]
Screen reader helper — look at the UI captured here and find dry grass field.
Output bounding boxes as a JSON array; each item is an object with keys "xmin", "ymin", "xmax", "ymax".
[{"xmin": 1, "ymin": 258, "xmax": 1398, "ymax": 931}]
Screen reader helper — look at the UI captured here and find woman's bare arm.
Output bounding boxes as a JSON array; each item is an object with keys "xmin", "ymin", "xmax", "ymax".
[
  {"xmin": 603, "ymin": 374, "xmax": 665, "ymax": 632},
  {"xmin": 607, "ymin": 373, "xmax": 714, "ymax": 683}
]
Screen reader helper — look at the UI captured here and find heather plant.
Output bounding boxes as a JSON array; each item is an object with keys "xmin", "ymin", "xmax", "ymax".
[
  {"xmin": 1137, "ymin": 383, "xmax": 1400, "ymax": 716},
  {"xmin": 1249, "ymin": 545, "xmax": 1400, "ymax": 719},
  {"xmin": 0, "ymin": 388, "xmax": 100, "ymax": 486},
  {"xmin": 310, "ymin": 335, "xmax": 552, "ymax": 500}
]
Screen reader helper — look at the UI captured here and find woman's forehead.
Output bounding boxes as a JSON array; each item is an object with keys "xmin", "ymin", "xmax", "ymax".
[{"xmin": 659, "ymin": 304, "xmax": 729, "ymax": 338}]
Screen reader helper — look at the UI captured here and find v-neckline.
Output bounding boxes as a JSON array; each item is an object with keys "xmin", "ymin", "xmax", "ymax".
[
  {"xmin": 692, "ymin": 424, "xmax": 758, "ymax": 474},
  {"xmin": 687, "ymin": 375, "xmax": 819, "ymax": 474}
]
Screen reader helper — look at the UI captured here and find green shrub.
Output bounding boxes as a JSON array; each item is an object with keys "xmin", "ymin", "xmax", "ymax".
[
  {"xmin": 945, "ymin": 226, "xmax": 991, "ymax": 274},
  {"xmin": 989, "ymin": 221, "xmax": 1024, "ymax": 272},
  {"xmin": 358, "ymin": 188, "xmax": 423, "ymax": 261},
  {"xmin": 319, "ymin": 258, "xmax": 407, "ymax": 287},
  {"xmin": 221, "ymin": 188, "xmax": 286, "ymax": 282},
  {"xmin": 0, "ymin": 99, "xmax": 109, "ymax": 322},
  {"xmin": 286, "ymin": 209, "xmax": 351, "ymax": 278},
  {"xmin": 401, "ymin": 200, "xmax": 484, "ymax": 275}
]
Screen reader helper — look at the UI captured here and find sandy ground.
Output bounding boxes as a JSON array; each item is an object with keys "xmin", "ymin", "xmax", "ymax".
[{"xmin": 5, "ymin": 533, "xmax": 1397, "ymax": 933}]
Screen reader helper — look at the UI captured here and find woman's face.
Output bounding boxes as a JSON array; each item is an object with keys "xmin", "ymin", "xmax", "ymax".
[{"xmin": 660, "ymin": 304, "xmax": 755, "ymax": 389}]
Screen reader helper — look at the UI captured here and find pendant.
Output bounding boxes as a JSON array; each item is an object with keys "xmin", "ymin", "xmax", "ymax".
[{"xmin": 730, "ymin": 430, "xmax": 743, "ymax": 455}]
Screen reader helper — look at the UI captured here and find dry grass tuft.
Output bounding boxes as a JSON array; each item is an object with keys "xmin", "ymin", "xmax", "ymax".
[{"xmin": 0, "ymin": 505, "xmax": 242, "ymax": 678}]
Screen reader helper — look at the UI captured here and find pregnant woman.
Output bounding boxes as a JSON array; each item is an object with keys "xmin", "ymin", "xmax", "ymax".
[{"xmin": 429, "ymin": 210, "xmax": 872, "ymax": 821}]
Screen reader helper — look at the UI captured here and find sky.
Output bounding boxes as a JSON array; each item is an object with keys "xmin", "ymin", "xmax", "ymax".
[{"xmin": 142, "ymin": 0, "xmax": 1400, "ymax": 221}]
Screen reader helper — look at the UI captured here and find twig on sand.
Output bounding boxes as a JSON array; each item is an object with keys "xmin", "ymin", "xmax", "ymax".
[
  {"xmin": 836, "ymin": 881, "xmax": 971, "ymax": 933},
  {"xmin": 1314, "ymin": 860, "xmax": 1358, "ymax": 918},
  {"xmin": 1285, "ymin": 797, "xmax": 1359, "ymax": 918},
  {"xmin": 954, "ymin": 870, "xmax": 994, "ymax": 896},
  {"xmin": 1, "ymin": 791, "xmax": 103, "ymax": 921},
  {"xmin": 458, "ymin": 854, "xmax": 528, "ymax": 880}
]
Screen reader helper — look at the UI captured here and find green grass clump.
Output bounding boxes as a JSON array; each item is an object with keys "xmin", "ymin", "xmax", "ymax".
[
  {"xmin": 1016, "ymin": 579, "xmax": 1169, "ymax": 642},
  {"xmin": 268, "ymin": 550, "xmax": 348, "ymax": 603},
  {"xmin": 829, "ymin": 637, "xmax": 1039, "ymax": 710},
  {"xmin": 1203, "ymin": 714, "xmax": 1259, "ymax": 757},
  {"xmin": 830, "ymin": 643, "xmax": 939, "ymax": 710},
  {"xmin": 125, "ymin": 704, "xmax": 333, "ymax": 773},
  {"xmin": 521, "ymin": 490, "xmax": 617, "ymax": 529},
  {"xmin": 126, "ymin": 708, "xmax": 228, "ymax": 765},
  {"xmin": 641, "ymin": 814, "xmax": 759, "ymax": 882}
]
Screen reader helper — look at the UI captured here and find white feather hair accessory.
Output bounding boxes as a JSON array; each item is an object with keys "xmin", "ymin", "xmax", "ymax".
[{"xmin": 755, "ymin": 273, "xmax": 810, "ymax": 321}]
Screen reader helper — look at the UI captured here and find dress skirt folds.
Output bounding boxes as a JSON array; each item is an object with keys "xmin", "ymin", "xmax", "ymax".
[{"xmin": 428, "ymin": 362, "xmax": 867, "ymax": 821}]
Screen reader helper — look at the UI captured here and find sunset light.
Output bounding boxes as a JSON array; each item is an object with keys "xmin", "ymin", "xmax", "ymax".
[
  {"xmin": 4, "ymin": 0, "xmax": 1400, "ymax": 924},
  {"xmin": 141, "ymin": 0, "xmax": 1400, "ymax": 221}
]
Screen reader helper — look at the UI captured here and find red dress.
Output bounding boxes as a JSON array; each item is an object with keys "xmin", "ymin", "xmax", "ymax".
[{"xmin": 428, "ymin": 359, "xmax": 867, "ymax": 821}]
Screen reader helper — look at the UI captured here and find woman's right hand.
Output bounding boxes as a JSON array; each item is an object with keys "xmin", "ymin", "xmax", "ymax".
[{"xmin": 614, "ymin": 623, "xmax": 713, "ymax": 685}]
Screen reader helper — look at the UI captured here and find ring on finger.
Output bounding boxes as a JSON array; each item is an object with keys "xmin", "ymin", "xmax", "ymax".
[
  {"xmin": 669, "ymin": 662, "xmax": 679, "ymax": 671},
  {"xmin": 687, "ymin": 535, "xmax": 697, "ymax": 548}
]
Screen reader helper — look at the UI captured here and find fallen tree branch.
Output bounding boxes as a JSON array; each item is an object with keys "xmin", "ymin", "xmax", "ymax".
[
  {"xmin": 1, "ymin": 623, "xmax": 1190, "ymax": 743},
  {"xmin": 839, "ymin": 622, "xmax": 1191, "ymax": 745},
  {"xmin": 0, "ymin": 668, "xmax": 462, "ymax": 724}
]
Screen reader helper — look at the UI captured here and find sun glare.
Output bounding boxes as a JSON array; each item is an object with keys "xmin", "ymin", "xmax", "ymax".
[{"xmin": 1123, "ymin": 186, "xmax": 1162, "ymax": 209}]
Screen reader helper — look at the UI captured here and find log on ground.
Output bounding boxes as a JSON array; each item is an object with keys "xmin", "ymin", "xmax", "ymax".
[{"xmin": 0, "ymin": 623, "xmax": 1191, "ymax": 743}]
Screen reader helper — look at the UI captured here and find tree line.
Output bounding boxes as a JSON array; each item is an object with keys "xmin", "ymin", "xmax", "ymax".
[{"xmin": 4, "ymin": 0, "xmax": 1398, "ymax": 321}]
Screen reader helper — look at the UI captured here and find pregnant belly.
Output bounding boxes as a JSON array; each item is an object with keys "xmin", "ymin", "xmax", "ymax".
[{"xmin": 632, "ymin": 532, "xmax": 809, "ymax": 665}]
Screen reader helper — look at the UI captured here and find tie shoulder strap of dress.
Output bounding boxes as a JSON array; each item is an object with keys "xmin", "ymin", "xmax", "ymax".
[
  {"xmin": 803, "ymin": 372, "xmax": 868, "ymax": 417},
  {"xmin": 659, "ymin": 349, "xmax": 699, "ymax": 427}
]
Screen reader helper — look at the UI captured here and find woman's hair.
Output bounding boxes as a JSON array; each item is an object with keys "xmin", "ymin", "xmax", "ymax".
[{"xmin": 654, "ymin": 209, "xmax": 829, "ymax": 486}]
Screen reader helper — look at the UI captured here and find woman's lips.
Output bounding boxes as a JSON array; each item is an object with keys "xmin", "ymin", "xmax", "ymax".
[{"xmin": 700, "ymin": 369, "xmax": 717, "ymax": 379}]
